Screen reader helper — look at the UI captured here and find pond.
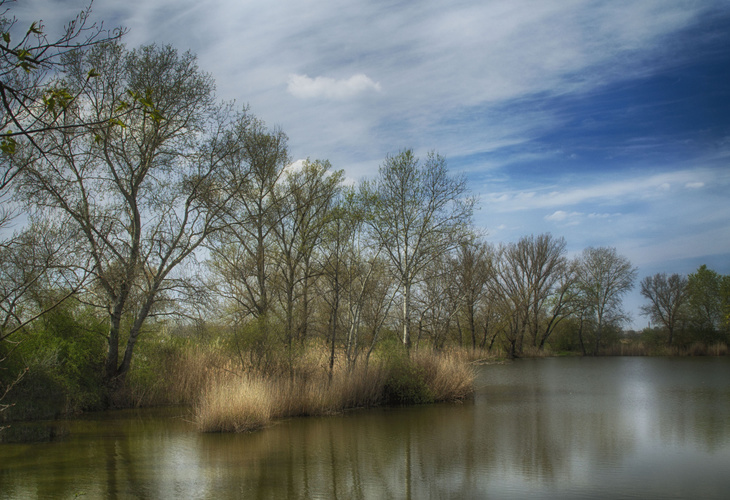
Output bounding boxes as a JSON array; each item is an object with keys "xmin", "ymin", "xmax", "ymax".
[{"xmin": 1, "ymin": 357, "xmax": 729, "ymax": 499}]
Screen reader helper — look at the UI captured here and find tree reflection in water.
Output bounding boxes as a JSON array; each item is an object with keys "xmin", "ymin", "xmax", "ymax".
[{"xmin": 1, "ymin": 358, "xmax": 730, "ymax": 499}]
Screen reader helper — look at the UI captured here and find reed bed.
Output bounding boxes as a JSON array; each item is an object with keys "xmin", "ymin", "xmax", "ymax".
[{"xmin": 194, "ymin": 351, "xmax": 476, "ymax": 433}]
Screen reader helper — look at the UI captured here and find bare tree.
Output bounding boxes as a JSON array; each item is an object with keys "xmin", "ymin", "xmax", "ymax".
[
  {"xmin": 17, "ymin": 42, "xmax": 235, "ymax": 387},
  {"xmin": 489, "ymin": 242, "xmax": 531, "ymax": 358},
  {"xmin": 361, "ymin": 149, "xmax": 474, "ymax": 348},
  {"xmin": 320, "ymin": 192, "xmax": 397, "ymax": 370},
  {"xmin": 206, "ymin": 115, "xmax": 289, "ymax": 321},
  {"xmin": 413, "ymin": 254, "xmax": 462, "ymax": 350},
  {"xmin": 534, "ymin": 258, "xmax": 578, "ymax": 350},
  {"xmin": 488, "ymin": 234, "xmax": 574, "ymax": 356},
  {"xmin": 1, "ymin": 4, "xmax": 124, "ymax": 401},
  {"xmin": 273, "ymin": 159, "xmax": 343, "ymax": 354},
  {"xmin": 640, "ymin": 273, "xmax": 689, "ymax": 346},
  {"xmin": 577, "ymin": 247, "xmax": 637, "ymax": 354},
  {"xmin": 452, "ymin": 238, "xmax": 492, "ymax": 350}
]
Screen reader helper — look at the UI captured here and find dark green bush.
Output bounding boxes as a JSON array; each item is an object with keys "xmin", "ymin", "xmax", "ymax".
[
  {"xmin": 3, "ymin": 299, "xmax": 107, "ymax": 420},
  {"xmin": 382, "ymin": 356, "xmax": 434, "ymax": 405}
]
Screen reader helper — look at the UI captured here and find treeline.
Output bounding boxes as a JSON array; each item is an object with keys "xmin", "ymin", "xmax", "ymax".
[
  {"xmin": 638, "ymin": 265, "xmax": 730, "ymax": 349},
  {"xmin": 1, "ymin": 5, "xmax": 728, "ymax": 422}
]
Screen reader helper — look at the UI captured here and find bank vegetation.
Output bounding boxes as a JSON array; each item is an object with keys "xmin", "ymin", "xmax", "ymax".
[{"xmin": 1, "ymin": 3, "xmax": 728, "ymax": 433}]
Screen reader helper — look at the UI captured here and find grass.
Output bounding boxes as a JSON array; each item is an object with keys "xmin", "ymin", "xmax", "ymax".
[{"xmin": 193, "ymin": 349, "xmax": 476, "ymax": 433}]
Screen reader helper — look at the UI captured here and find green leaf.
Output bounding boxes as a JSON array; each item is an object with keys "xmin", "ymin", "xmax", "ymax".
[
  {"xmin": 43, "ymin": 88, "xmax": 74, "ymax": 118},
  {"xmin": 16, "ymin": 61, "xmax": 37, "ymax": 73},
  {"xmin": 27, "ymin": 22, "xmax": 43, "ymax": 35},
  {"xmin": 1, "ymin": 136, "xmax": 17, "ymax": 156},
  {"xmin": 109, "ymin": 118, "xmax": 127, "ymax": 128},
  {"xmin": 2, "ymin": 32, "xmax": 10, "ymax": 44},
  {"xmin": 87, "ymin": 68, "xmax": 100, "ymax": 79}
]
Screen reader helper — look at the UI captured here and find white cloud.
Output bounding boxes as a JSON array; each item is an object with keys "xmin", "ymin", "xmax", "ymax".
[
  {"xmin": 487, "ymin": 168, "xmax": 722, "ymax": 212},
  {"xmin": 545, "ymin": 210, "xmax": 582, "ymax": 222},
  {"xmin": 287, "ymin": 74, "xmax": 382, "ymax": 100},
  {"xmin": 587, "ymin": 212, "xmax": 622, "ymax": 219},
  {"xmin": 685, "ymin": 182, "xmax": 704, "ymax": 189}
]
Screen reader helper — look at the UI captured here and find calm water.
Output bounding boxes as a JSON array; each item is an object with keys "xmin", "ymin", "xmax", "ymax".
[{"xmin": 1, "ymin": 357, "xmax": 730, "ymax": 499}]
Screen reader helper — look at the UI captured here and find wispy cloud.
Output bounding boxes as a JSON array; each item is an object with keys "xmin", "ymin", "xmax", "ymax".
[
  {"xmin": 486, "ymin": 168, "xmax": 725, "ymax": 212},
  {"xmin": 287, "ymin": 74, "xmax": 381, "ymax": 100},
  {"xmin": 11, "ymin": 0, "xmax": 730, "ymax": 291}
]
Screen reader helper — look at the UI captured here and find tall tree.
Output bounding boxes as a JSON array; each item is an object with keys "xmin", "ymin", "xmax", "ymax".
[
  {"xmin": 453, "ymin": 238, "xmax": 492, "ymax": 350},
  {"xmin": 273, "ymin": 159, "xmax": 343, "ymax": 351},
  {"xmin": 577, "ymin": 247, "xmax": 637, "ymax": 354},
  {"xmin": 361, "ymin": 149, "xmax": 474, "ymax": 348},
  {"xmin": 206, "ymin": 115, "xmax": 289, "ymax": 321},
  {"xmin": 488, "ymin": 234, "xmax": 574, "ymax": 356},
  {"xmin": 640, "ymin": 273, "xmax": 689, "ymax": 346},
  {"xmin": 18, "ymin": 42, "xmax": 235, "ymax": 387}
]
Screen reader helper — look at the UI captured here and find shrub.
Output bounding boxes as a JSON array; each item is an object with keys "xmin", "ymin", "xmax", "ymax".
[
  {"xmin": 382, "ymin": 356, "xmax": 434, "ymax": 405},
  {"xmin": 3, "ymin": 300, "xmax": 107, "ymax": 420}
]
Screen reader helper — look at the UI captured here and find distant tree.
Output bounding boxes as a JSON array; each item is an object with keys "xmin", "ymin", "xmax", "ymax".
[
  {"xmin": 488, "ymin": 234, "xmax": 575, "ymax": 356},
  {"xmin": 489, "ymin": 242, "xmax": 530, "ymax": 358},
  {"xmin": 321, "ymin": 192, "xmax": 397, "ymax": 369},
  {"xmin": 413, "ymin": 253, "xmax": 462, "ymax": 350},
  {"xmin": 361, "ymin": 149, "xmax": 474, "ymax": 348},
  {"xmin": 577, "ymin": 247, "xmax": 637, "ymax": 354},
  {"xmin": 686, "ymin": 265, "xmax": 727, "ymax": 342},
  {"xmin": 452, "ymin": 238, "xmax": 492, "ymax": 350},
  {"xmin": 640, "ymin": 273, "xmax": 689, "ymax": 346}
]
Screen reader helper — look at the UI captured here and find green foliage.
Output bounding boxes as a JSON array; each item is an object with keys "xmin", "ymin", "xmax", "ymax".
[
  {"xmin": 548, "ymin": 319, "xmax": 583, "ymax": 352},
  {"xmin": 382, "ymin": 355, "xmax": 434, "ymax": 405},
  {"xmin": 640, "ymin": 326, "xmax": 669, "ymax": 348},
  {"xmin": 377, "ymin": 341, "xmax": 434, "ymax": 405},
  {"xmin": 221, "ymin": 316, "xmax": 288, "ymax": 372},
  {"xmin": 0, "ymin": 134, "xmax": 17, "ymax": 155},
  {"xmin": 43, "ymin": 87, "xmax": 74, "ymax": 119},
  {"xmin": 3, "ymin": 299, "xmax": 107, "ymax": 420},
  {"xmin": 687, "ymin": 265, "xmax": 729, "ymax": 343},
  {"xmin": 125, "ymin": 331, "xmax": 190, "ymax": 406}
]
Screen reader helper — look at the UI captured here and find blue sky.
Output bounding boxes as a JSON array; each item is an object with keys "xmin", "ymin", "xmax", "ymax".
[{"xmin": 13, "ymin": 0, "xmax": 730, "ymax": 327}]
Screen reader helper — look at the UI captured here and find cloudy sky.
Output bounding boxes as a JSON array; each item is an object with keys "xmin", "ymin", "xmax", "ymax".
[{"xmin": 13, "ymin": 0, "xmax": 730, "ymax": 326}]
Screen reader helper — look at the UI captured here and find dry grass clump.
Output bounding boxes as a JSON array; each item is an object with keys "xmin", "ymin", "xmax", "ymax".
[
  {"xmin": 195, "ymin": 374, "xmax": 273, "ymax": 432},
  {"xmin": 413, "ymin": 352, "xmax": 477, "ymax": 402},
  {"xmin": 194, "ymin": 350, "xmax": 475, "ymax": 433}
]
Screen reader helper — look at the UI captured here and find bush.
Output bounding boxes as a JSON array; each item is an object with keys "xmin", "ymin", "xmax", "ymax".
[
  {"xmin": 382, "ymin": 356, "xmax": 434, "ymax": 405},
  {"xmin": 3, "ymin": 300, "xmax": 107, "ymax": 420}
]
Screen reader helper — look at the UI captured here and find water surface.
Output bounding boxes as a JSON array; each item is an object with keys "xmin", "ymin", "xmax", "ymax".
[{"xmin": 1, "ymin": 357, "xmax": 729, "ymax": 499}]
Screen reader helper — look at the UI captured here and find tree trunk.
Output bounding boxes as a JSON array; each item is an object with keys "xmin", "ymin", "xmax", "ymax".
[{"xmin": 402, "ymin": 281, "xmax": 411, "ymax": 349}]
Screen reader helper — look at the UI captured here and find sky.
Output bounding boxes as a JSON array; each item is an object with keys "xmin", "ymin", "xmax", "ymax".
[{"xmin": 11, "ymin": 0, "xmax": 730, "ymax": 328}]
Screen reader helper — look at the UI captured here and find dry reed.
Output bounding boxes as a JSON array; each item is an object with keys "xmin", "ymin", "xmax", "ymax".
[{"xmin": 194, "ymin": 350, "xmax": 476, "ymax": 433}]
